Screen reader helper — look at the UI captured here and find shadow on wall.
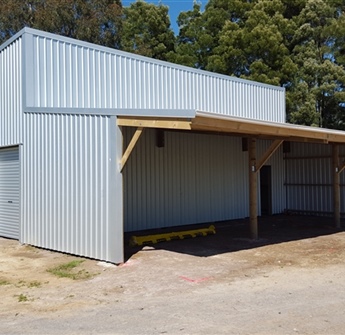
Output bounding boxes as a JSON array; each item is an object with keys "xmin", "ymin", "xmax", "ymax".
[{"xmin": 124, "ymin": 215, "xmax": 344, "ymax": 262}]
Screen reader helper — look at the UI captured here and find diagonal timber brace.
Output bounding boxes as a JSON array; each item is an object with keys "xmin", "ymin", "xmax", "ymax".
[
  {"xmin": 120, "ymin": 127, "xmax": 144, "ymax": 172},
  {"xmin": 256, "ymin": 139, "xmax": 284, "ymax": 172},
  {"xmin": 337, "ymin": 161, "xmax": 345, "ymax": 175}
]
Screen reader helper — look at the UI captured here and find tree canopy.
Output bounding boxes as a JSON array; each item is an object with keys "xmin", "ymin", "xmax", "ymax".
[
  {"xmin": 121, "ymin": 0, "xmax": 175, "ymax": 60},
  {"xmin": 172, "ymin": 0, "xmax": 345, "ymax": 129},
  {"xmin": 0, "ymin": 0, "xmax": 344, "ymax": 129},
  {"xmin": 0, "ymin": 0, "xmax": 123, "ymax": 48}
]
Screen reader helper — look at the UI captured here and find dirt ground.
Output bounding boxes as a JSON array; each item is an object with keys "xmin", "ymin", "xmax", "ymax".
[{"xmin": 1, "ymin": 215, "xmax": 345, "ymax": 335}]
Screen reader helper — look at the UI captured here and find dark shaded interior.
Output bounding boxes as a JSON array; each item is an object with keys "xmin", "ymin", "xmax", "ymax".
[{"xmin": 124, "ymin": 215, "xmax": 344, "ymax": 261}]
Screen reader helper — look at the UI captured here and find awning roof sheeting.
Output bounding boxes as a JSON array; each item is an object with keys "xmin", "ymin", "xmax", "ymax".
[
  {"xmin": 192, "ymin": 111, "xmax": 345, "ymax": 144},
  {"xmin": 118, "ymin": 110, "xmax": 345, "ymax": 144}
]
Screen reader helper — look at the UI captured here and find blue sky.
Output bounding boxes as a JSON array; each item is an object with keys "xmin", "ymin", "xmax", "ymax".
[{"xmin": 122, "ymin": 0, "xmax": 206, "ymax": 34}]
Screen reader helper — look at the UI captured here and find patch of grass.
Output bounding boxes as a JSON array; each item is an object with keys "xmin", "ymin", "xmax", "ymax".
[
  {"xmin": 0, "ymin": 279, "xmax": 10, "ymax": 286},
  {"xmin": 47, "ymin": 260, "xmax": 93, "ymax": 280},
  {"xmin": 28, "ymin": 280, "xmax": 41, "ymax": 288},
  {"xmin": 24, "ymin": 245, "xmax": 39, "ymax": 253},
  {"xmin": 17, "ymin": 294, "xmax": 28, "ymax": 302},
  {"xmin": 15, "ymin": 280, "xmax": 26, "ymax": 288}
]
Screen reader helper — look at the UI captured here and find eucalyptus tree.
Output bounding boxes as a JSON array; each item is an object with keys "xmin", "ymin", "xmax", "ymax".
[
  {"xmin": 207, "ymin": 0, "xmax": 297, "ymax": 86},
  {"xmin": 169, "ymin": 0, "xmax": 256, "ymax": 70},
  {"xmin": 121, "ymin": 0, "xmax": 175, "ymax": 61},
  {"xmin": 288, "ymin": 0, "xmax": 345, "ymax": 128},
  {"xmin": 0, "ymin": 0, "xmax": 123, "ymax": 48},
  {"xmin": 167, "ymin": 3, "xmax": 203, "ymax": 68}
]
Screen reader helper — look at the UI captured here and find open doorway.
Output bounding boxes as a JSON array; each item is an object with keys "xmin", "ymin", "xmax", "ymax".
[{"xmin": 260, "ymin": 165, "xmax": 272, "ymax": 216}]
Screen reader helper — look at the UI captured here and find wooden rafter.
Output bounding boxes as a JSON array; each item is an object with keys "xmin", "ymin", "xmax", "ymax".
[
  {"xmin": 256, "ymin": 139, "xmax": 284, "ymax": 172},
  {"xmin": 120, "ymin": 127, "xmax": 144, "ymax": 172}
]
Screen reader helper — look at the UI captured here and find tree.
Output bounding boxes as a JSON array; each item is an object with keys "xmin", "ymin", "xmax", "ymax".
[
  {"xmin": 167, "ymin": 3, "xmax": 204, "ymax": 68},
  {"xmin": 0, "ymin": 0, "xmax": 122, "ymax": 48},
  {"xmin": 207, "ymin": 0, "xmax": 297, "ymax": 86},
  {"xmin": 121, "ymin": 0, "xmax": 175, "ymax": 61},
  {"xmin": 288, "ymin": 0, "xmax": 345, "ymax": 128},
  {"xmin": 170, "ymin": 0, "xmax": 256, "ymax": 70}
]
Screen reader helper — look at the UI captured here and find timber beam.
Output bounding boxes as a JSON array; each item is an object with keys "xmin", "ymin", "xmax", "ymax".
[{"xmin": 117, "ymin": 116, "xmax": 191, "ymax": 130}]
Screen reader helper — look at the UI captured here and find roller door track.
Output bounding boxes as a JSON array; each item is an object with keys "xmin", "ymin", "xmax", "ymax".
[{"xmin": 0, "ymin": 147, "xmax": 20, "ymax": 239}]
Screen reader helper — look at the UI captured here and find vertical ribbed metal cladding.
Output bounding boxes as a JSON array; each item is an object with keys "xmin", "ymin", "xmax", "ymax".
[
  {"xmin": 0, "ymin": 147, "xmax": 20, "ymax": 239},
  {"xmin": 0, "ymin": 37, "xmax": 22, "ymax": 146},
  {"xmin": 22, "ymin": 113, "xmax": 121, "ymax": 262},
  {"xmin": 123, "ymin": 129, "xmax": 285, "ymax": 232},
  {"xmin": 285, "ymin": 142, "xmax": 345, "ymax": 214},
  {"xmin": 27, "ymin": 32, "xmax": 285, "ymax": 122}
]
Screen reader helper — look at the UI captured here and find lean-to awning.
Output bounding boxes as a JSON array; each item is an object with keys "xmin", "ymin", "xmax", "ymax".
[
  {"xmin": 118, "ymin": 110, "xmax": 345, "ymax": 239},
  {"xmin": 118, "ymin": 110, "xmax": 345, "ymax": 144}
]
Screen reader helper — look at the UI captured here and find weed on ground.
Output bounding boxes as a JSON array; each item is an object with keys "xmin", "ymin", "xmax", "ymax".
[
  {"xmin": 0, "ymin": 279, "xmax": 10, "ymax": 286},
  {"xmin": 17, "ymin": 294, "xmax": 28, "ymax": 302},
  {"xmin": 47, "ymin": 260, "xmax": 96, "ymax": 280}
]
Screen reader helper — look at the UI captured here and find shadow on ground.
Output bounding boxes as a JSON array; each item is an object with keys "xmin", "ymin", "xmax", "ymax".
[{"xmin": 124, "ymin": 215, "xmax": 345, "ymax": 261}]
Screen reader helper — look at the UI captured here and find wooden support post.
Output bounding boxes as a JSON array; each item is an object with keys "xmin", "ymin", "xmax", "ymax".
[
  {"xmin": 248, "ymin": 138, "xmax": 258, "ymax": 239},
  {"xmin": 332, "ymin": 144, "xmax": 341, "ymax": 228}
]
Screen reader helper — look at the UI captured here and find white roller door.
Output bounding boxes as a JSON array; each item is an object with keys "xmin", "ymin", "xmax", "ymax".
[{"xmin": 0, "ymin": 147, "xmax": 20, "ymax": 239}]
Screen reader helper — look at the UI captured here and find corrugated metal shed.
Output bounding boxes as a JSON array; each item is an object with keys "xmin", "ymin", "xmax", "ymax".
[{"xmin": 2, "ymin": 27, "xmax": 344, "ymax": 263}]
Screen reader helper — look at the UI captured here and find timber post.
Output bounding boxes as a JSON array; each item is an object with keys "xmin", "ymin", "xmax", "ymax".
[{"xmin": 249, "ymin": 138, "xmax": 258, "ymax": 239}]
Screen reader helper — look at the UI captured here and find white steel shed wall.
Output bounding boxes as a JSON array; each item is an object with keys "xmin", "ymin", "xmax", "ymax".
[
  {"xmin": 0, "ymin": 36, "xmax": 22, "ymax": 146},
  {"xmin": 124, "ymin": 129, "xmax": 285, "ymax": 232},
  {"xmin": 285, "ymin": 142, "xmax": 345, "ymax": 216},
  {"xmin": 0, "ymin": 28, "xmax": 288, "ymax": 261},
  {"xmin": 23, "ymin": 29, "xmax": 285, "ymax": 123},
  {"xmin": 21, "ymin": 112, "xmax": 123, "ymax": 263}
]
